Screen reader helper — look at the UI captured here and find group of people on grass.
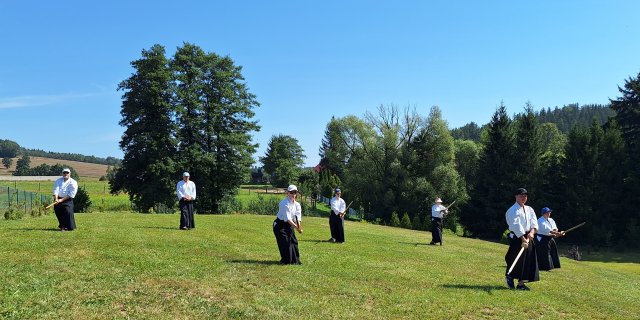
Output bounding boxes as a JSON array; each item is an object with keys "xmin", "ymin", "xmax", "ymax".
[{"xmin": 50, "ymin": 168, "xmax": 566, "ymax": 290}]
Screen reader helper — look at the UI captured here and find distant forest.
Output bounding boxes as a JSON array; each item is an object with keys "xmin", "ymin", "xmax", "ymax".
[
  {"xmin": 451, "ymin": 103, "xmax": 615, "ymax": 140},
  {"xmin": 22, "ymin": 148, "xmax": 121, "ymax": 166}
]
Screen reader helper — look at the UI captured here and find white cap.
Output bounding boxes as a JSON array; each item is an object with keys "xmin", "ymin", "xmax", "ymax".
[
  {"xmin": 287, "ymin": 185, "xmax": 298, "ymax": 192},
  {"xmin": 435, "ymin": 198, "xmax": 443, "ymax": 203},
  {"xmin": 183, "ymin": 172, "xmax": 190, "ymax": 177},
  {"xmin": 62, "ymin": 168, "xmax": 71, "ymax": 173}
]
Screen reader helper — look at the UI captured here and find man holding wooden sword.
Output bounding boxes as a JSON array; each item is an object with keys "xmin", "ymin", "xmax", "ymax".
[{"xmin": 504, "ymin": 188, "xmax": 539, "ymax": 290}]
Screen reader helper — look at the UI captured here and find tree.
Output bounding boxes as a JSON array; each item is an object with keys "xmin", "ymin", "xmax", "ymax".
[
  {"xmin": 319, "ymin": 116, "xmax": 350, "ymax": 179},
  {"xmin": 172, "ymin": 43, "xmax": 260, "ymax": 213},
  {"xmin": 14, "ymin": 155, "xmax": 31, "ymax": 175},
  {"xmin": 2, "ymin": 157, "xmax": 12, "ymax": 169},
  {"xmin": 260, "ymin": 135, "xmax": 305, "ymax": 188},
  {"xmin": 0, "ymin": 139, "xmax": 20, "ymax": 158},
  {"xmin": 512, "ymin": 103, "xmax": 543, "ymax": 209},
  {"xmin": 460, "ymin": 104, "xmax": 515, "ymax": 238},
  {"xmin": 109, "ymin": 44, "xmax": 177, "ymax": 212}
]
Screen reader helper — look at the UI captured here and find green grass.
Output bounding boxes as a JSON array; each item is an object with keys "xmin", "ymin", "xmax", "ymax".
[{"xmin": 1, "ymin": 213, "xmax": 638, "ymax": 319}]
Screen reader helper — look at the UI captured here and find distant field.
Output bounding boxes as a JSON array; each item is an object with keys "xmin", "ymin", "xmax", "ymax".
[
  {"xmin": 1, "ymin": 213, "xmax": 638, "ymax": 319},
  {"xmin": 0, "ymin": 156, "xmax": 109, "ymax": 179}
]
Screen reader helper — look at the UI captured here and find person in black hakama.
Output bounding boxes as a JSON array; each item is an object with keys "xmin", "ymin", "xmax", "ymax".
[
  {"xmin": 328, "ymin": 188, "xmax": 346, "ymax": 243},
  {"xmin": 535, "ymin": 207, "xmax": 564, "ymax": 271},
  {"xmin": 176, "ymin": 172, "xmax": 196, "ymax": 230},
  {"xmin": 505, "ymin": 188, "xmax": 539, "ymax": 290},
  {"xmin": 430, "ymin": 198, "xmax": 448, "ymax": 245},
  {"xmin": 52, "ymin": 168, "xmax": 78, "ymax": 231},
  {"xmin": 273, "ymin": 185, "xmax": 303, "ymax": 264}
]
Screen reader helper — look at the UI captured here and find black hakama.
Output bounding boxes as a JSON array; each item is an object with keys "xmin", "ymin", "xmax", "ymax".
[
  {"xmin": 329, "ymin": 211, "xmax": 345, "ymax": 243},
  {"xmin": 431, "ymin": 217, "xmax": 443, "ymax": 244},
  {"xmin": 179, "ymin": 199, "xmax": 195, "ymax": 229},
  {"xmin": 273, "ymin": 218, "xmax": 301, "ymax": 264},
  {"xmin": 505, "ymin": 232, "xmax": 539, "ymax": 282},
  {"xmin": 54, "ymin": 199, "xmax": 76, "ymax": 231},
  {"xmin": 535, "ymin": 235, "xmax": 561, "ymax": 271}
]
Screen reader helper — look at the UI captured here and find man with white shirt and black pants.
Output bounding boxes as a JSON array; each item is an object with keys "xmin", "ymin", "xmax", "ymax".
[
  {"xmin": 535, "ymin": 207, "xmax": 563, "ymax": 271},
  {"xmin": 176, "ymin": 172, "xmax": 196, "ymax": 230},
  {"xmin": 505, "ymin": 188, "xmax": 539, "ymax": 290},
  {"xmin": 273, "ymin": 185, "xmax": 303, "ymax": 264},
  {"xmin": 52, "ymin": 168, "xmax": 78, "ymax": 231},
  {"xmin": 430, "ymin": 198, "xmax": 448, "ymax": 245},
  {"xmin": 329, "ymin": 188, "xmax": 346, "ymax": 243}
]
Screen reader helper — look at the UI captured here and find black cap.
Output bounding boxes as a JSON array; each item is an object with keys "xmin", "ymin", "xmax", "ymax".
[{"xmin": 515, "ymin": 188, "xmax": 528, "ymax": 195}]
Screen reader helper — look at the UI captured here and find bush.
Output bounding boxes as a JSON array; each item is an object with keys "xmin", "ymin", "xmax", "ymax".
[
  {"xmin": 74, "ymin": 187, "xmax": 92, "ymax": 213},
  {"xmin": 390, "ymin": 211, "xmax": 400, "ymax": 227},
  {"xmin": 219, "ymin": 196, "xmax": 243, "ymax": 214},
  {"xmin": 4, "ymin": 204, "xmax": 25, "ymax": 220},
  {"xmin": 247, "ymin": 194, "xmax": 280, "ymax": 215},
  {"xmin": 400, "ymin": 213, "xmax": 412, "ymax": 229},
  {"xmin": 412, "ymin": 215, "xmax": 422, "ymax": 230}
]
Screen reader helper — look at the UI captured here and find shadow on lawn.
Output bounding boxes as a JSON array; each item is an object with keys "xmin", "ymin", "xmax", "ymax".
[
  {"xmin": 398, "ymin": 241, "xmax": 434, "ymax": 246},
  {"xmin": 9, "ymin": 227, "xmax": 62, "ymax": 232},
  {"xmin": 228, "ymin": 259, "xmax": 281, "ymax": 265},
  {"xmin": 442, "ymin": 284, "xmax": 508, "ymax": 294},
  {"xmin": 134, "ymin": 226, "xmax": 181, "ymax": 230},
  {"xmin": 299, "ymin": 239, "xmax": 332, "ymax": 244}
]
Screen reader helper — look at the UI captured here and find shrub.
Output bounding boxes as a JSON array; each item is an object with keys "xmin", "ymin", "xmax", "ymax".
[
  {"xmin": 74, "ymin": 187, "xmax": 92, "ymax": 213},
  {"xmin": 390, "ymin": 211, "xmax": 400, "ymax": 227},
  {"xmin": 219, "ymin": 196, "xmax": 243, "ymax": 214},
  {"xmin": 412, "ymin": 215, "xmax": 422, "ymax": 230},
  {"xmin": 400, "ymin": 213, "xmax": 412, "ymax": 229}
]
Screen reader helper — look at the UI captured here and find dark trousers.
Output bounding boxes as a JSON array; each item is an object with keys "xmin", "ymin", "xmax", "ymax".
[
  {"xmin": 273, "ymin": 219, "xmax": 301, "ymax": 264},
  {"xmin": 329, "ymin": 211, "xmax": 345, "ymax": 243},
  {"xmin": 54, "ymin": 199, "xmax": 76, "ymax": 230},
  {"xmin": 431, "ymin": 217, "xmax": 442, "ymax": 244},
  {"xmin": 179, "ymin": 199, "xmax": 195, "ymax": 229},
  {"xmin": 535, "ymin": 235, "xmax": 561, "ymax": 270},
  {"xmin": 505, "ymin": 232, "xmax": 539, "ymax": 282}
]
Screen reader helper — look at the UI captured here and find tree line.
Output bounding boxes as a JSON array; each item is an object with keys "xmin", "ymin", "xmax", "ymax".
[{"xmin": 0, "ymin": 139, "xmax": 120, "ymax": 167}]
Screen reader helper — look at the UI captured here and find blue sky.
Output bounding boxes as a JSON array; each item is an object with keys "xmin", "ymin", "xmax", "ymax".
[{"xmin": 1, "ymin": 1, "xmax": 639, "ymax": 167}]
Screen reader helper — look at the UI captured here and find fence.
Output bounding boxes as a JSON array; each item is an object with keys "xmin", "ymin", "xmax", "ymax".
[{"xmin": 0, "ymin": 186, "xmax": 51, "ymax": 217}]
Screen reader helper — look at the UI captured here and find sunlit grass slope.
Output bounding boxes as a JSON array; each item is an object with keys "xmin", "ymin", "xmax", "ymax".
[{"xmin": 1, "ymin": 213, "xmax": 638, "ymax": 319}]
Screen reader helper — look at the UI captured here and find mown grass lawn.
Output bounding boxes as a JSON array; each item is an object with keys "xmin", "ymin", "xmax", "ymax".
[{"xmin": 1, "ymin": 213, "xmax": 638, "ymax": 319}]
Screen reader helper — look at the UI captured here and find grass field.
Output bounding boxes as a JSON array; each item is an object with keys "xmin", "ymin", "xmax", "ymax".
[{"xmin": 1, "ymin": 213, "xmax": 638, "ymax": 319}]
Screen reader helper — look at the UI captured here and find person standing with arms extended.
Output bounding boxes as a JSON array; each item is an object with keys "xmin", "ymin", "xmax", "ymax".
[
  {"xmin": 328, "ymin": 188, "xmax": 346, "ymax": 243},
  {"xmin": 52, "ymin": 168, "xmax": 78, "ymax": 231},
  {"xmin": 176, "ymin": 172, "xmax": 196, "ymax": 230},
  {"xmin": 535, "ymin": 207, "xmax": 564, "ymax": 271},
  {"xmin": 505, "ymin": 188, "xmax": 539, "ymax": 290},
  {"xmin": 273, "ymin": 185, "xmax": 303, "ymax": 264},
  {"xmin": 430, "ymin": 198, "xmax": 448, "ymax": 245}
]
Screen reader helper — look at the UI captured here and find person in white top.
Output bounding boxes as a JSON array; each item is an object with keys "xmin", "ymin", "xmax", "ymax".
[
  {"xmin": 504, "ymin": 188, "xmax": 539, "ymax": 290},
  {"xmin": 329, "ymin": 188, "xmax": 347, "ymax": 243},
  {"xmin": 430, "ymin": 198, "xmax": 448, "ymax": 245},
  {"xmin": 535, "ymin": 207, "xmax": 564, "ymax": 271},
  {"xmin": 273, "ymin": 185, "xmax": 303, "ymax": 264},
  {"xmin": 52, "ymin": 168, "xmax": 78, "ymax": 231},
  {"xmin": 176, "ymin": 172, "xmax": 196, "ymax": 230}
]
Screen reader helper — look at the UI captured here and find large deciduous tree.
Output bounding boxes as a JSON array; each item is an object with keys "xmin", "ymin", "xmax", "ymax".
[{"xmin": 109, "ymin": 44, "xmax": 177, "ymax": 212}]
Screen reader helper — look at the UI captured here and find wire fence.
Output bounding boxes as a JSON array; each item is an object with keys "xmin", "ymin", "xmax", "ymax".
[{"xmin": 0, "ymin": 186, "xmax": 52, "ymax": 218}]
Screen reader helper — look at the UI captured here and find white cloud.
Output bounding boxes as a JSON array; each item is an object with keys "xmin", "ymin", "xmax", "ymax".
[{"xmin": 0, "ymin": 92, "xmax": 109, "ymax": 109}]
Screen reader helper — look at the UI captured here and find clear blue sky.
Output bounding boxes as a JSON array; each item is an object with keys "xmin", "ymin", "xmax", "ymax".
[{"xmin": 1, "ymin": 1, "xmax": 639, "ymax": 167}]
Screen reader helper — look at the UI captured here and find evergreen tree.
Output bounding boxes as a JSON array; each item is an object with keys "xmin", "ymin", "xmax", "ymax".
[
  {"xmin": 459, "ymin": 104, "xmax": 515, "ymax": 238},
  {"xmin": 512, "ymin": 103, "xmax": 543, "ymax": 209},
  {"xmin": 318, "ymin": 116, "xmax": 349, "ymax": 179},
  {"xmin": 109, "ymin": 44, "xmax": 177, "ymax": 212}
]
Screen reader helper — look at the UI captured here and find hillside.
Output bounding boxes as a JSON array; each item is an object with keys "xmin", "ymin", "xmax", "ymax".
[
  {"xmin": 0, "ymin": 156, "xmax": 109, "ymax": 179},
  {"xmin": 1, "ymin": 214, "xmax": 637, "ymax": 319}
]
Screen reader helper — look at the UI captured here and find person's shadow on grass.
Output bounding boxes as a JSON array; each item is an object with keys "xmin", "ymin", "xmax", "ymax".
[
  {"xmin": 441, "ymin": 284, "xmax": 508, "ymax": 294},
  {"xmin": 228, "ymin": 259, "xmax": 282, "ymax": 265},
  {"xmin": 9, "ymin": 227, "xmax": 61, "ymax": 232}
]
